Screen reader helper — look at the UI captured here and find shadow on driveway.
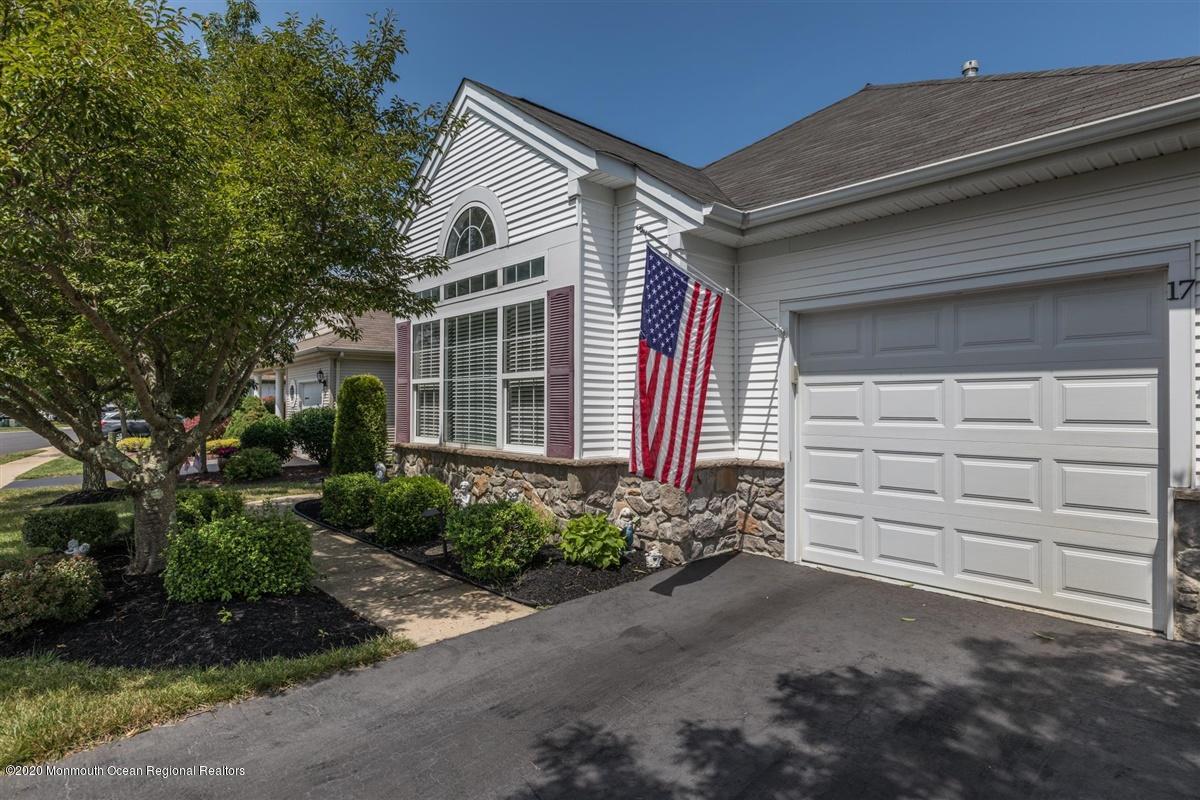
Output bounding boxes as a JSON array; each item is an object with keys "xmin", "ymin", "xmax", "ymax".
[{"xmin": 510, "ymin": 627, "xmax": 1199, "ymax": 799}]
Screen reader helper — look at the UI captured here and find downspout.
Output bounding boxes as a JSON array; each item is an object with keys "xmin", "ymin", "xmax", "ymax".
[{"xmin": 612, "ymin": 201, "xmax": 620, "ymax": 457}]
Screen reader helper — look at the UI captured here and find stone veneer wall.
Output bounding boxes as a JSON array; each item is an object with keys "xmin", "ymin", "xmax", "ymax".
[
  {"xmin": 395, "ymin": 445, "xmax": 785, "ymax": 564},
  {"xmin": 1175, "ymin": 489, "xmax": 1200, "ymax": 643}
]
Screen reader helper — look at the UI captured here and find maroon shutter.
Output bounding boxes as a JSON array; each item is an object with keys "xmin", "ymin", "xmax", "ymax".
[
  {"xmin": 545, "ymin": 286, "xmax": 574, "ymax": 459},
  {"xmin": 395, "ymin": 320, "xmax": 411, "ymax": 443}
]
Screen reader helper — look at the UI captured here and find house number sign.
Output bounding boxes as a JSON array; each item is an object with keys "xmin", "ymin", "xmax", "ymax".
[{"xmin": 1167, "ymin": 278, "xmax": 1195, "ymax": 301}]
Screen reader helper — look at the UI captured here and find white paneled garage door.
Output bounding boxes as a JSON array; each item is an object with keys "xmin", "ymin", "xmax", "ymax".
[{"xmin": 795, "ymin": 272, "xmax": 1166, "ymax": 629}]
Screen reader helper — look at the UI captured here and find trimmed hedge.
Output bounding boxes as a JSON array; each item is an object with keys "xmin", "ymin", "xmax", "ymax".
[
  {"xmin": 288, "ymin": 407, "xmax": 335, "ymax": 467},
  {"xmin": 0, "ymin": 555, "xmax": 104, "ymax": 635},
  {"xmin": 116, "ymin": 436, "xmax": 149, "ymax": 453},
  {"xmin": 221, "ymin": 447, "xmax": 281, "ymax": 483},
  {"xmin": 240, "ymin": 415, "xmax": 293, "ymax": 460},
  {"xmin": 205, "ymin": 437, "xmax": 240, "ymax": 455},
  {"xmin": 331, "ymin": 374, "xmax": 387, "ymax": 476},
  {"xmin": 21, "ymin": 505, "xmax": 122, "ymax": 552},
  {"xmin": 445, "ymin": 501, "xmax": 553, "ymax": 583},
  {"xmin": 163, "ymin": 512, "xmax": 314, "ymax": 602},
  {"xmin": 175, "ymin": 488, "xmax": 244, "ymax": 530},
  {"xmin": 374, "ymin": 476, "xmax": 452, "ymax": 546},
  {"xmin": 226, "ymin": 394, "xmax": 271, "ymax": 439},
  {"xmin": 322, "ymin": 473, "xmax": 379, "ymax": 529},
  {"xmin": 560, "ymin": 514, "xmax": 626, "ymax": 570}
]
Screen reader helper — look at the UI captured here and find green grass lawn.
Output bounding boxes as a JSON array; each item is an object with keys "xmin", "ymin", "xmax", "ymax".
[
  {"xmin": 0, "ymin": 477, "xmax": 408, "ymax": 767},
  {"xmin": 0, "ymin": 636, "xmax": 412, "ymax": 767},
  {"xmin": 0, "ymin": 449, "xmax": 42, "ymax": 467},
  {"xmin": 14, "ymin": 455, "xmax": 82, "ymax": 480}
]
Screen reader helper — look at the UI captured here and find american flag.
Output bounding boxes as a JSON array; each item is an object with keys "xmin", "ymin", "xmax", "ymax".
[{"xmin": 630, "ymin": 249, "xmax": 723, "ymax": 492}]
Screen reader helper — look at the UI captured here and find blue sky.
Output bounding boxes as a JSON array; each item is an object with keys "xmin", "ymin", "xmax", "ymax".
[{"xmin": 184, "ymin": 1, "xmax": 1200, "ymax": 166}]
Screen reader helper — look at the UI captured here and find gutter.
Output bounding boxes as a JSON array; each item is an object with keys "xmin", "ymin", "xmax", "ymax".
[{"xmin": 705, "ymin": 93, "xmax": 1200, "ymax": 232}]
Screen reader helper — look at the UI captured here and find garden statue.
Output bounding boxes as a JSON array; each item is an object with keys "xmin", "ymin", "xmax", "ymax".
[
  {"xmin": 645, "ymin": 545, "xmax": 664, "ymax": 569},
  {"xmin": 374, "ymin": 461, "xmax": 387, "ymax": 482},
  {"xmin": 453, "ymin": 479, "xmax": 473, "ymax": 509},
  {"xmin": 506, "ymin": 486, "xmax": 523, "ymax": 503},
  {"xmin": 618, "ymin": 506, "xmax": 639, "ymax": 551},
  {"xmin": 64, "ymin": 539, "xmax": 90, "ymax": 557}
]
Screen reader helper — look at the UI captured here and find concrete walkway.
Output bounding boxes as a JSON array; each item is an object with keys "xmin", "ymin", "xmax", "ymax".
[
  {"xmin": 0, "ymin": 446, "xmax": 59, "ymax": 488},
  {"xmin": 298, "ymin": 514, "xmax": 534, "ymax": 646}
]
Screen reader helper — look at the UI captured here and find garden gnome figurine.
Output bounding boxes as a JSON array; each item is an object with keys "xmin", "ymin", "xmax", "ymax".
[
  {"xmin": 453, "ymin": 479, "xmax": 473, "ymax": 508},
  {"xmin": 374, "ymin": 461, "xmax": 387, "ymax": 482},
  {"xmin": 618, "ymin": 506, "xmax": 638, "ymax": 551}
]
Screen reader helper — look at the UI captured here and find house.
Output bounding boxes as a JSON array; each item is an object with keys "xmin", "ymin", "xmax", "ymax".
[
  {"xmin": 393, "ymin": 57, "xmax": 1200, "ymax": 640},
  {"xmin": 252, "ymin": 311, "xmax": 397, "ymax": 438}
]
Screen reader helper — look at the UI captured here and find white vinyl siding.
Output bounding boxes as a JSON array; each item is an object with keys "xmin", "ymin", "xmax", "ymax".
[
  {"xmin": 577, "ymin": 198, "xmax": 737, "ymax": 461},
  {"xmin": 579, "ymin": 194, "xmax": 618, "ymax": 458},
  {"xmin": 406, "ymin": 113, "xmax": 574, "ymax": 259},
  {"xmin": 444, "ymin": 311, "xmax": 498, "ymax": 447},
  {"xmin": 737, "ymin": 150, "xmax": 1200, "ymax": 462}
]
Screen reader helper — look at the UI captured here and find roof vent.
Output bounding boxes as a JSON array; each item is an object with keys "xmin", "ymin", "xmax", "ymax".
[{"xmin": 961, "ymin": 59, "xmax": 980, "ymax": 77}]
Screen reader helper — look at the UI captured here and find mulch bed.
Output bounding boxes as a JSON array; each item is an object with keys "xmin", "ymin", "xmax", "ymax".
[
  {"xmin": 294, "ymin": 498, "xmax": 654, "ymax": 607},
  {"xmin": 0, "ymin": 549, "xmax": 385, "ymax": 668},
  {"xmin": 46, "ymin": 488, "xmax": 128, "ymax": 506},
  {"xmin": 178, "ymin": 463, "xmax": 329, "ymax": 489}
]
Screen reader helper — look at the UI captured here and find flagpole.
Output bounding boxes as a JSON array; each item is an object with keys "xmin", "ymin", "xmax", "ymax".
[{"xmin": 635, "ymin": 225, "xmax": 787, "ymax": 338}]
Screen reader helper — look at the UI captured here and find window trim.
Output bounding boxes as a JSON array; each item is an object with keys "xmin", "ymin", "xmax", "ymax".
[
  {"xmin": 438, "ymin": 187, "xmax": 509, "ymax": 262},
  {"xmin": 410, "ymin": 295, "xmax": 547, "ymax": 455},
  {"xmin": 410, "ymin": 320, "xmax": 441, "ymax": 444},
  {"xmin": 444, "ymin": 205, "xmax": 497, "ymax": 260}
]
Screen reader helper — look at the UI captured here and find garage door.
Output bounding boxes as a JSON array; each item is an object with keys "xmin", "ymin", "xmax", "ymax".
[{"xmin": 795, "ymin": 272, "xmax": 1166, "ymax": 629}]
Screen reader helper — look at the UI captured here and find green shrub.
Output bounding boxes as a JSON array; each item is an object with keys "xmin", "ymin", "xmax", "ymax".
[
  {"xmin": 226, "ymin": 394, "xmax": 271, "ymax": 439},
  {"xmin": 221, "ymin": 447, "xmax": 282, "ymax": 483},
  {"xmin": 163, "ymin": 512, "xmax": 314, "ymax": 602},
  {"xmin": 175, "ymin": 488, "xmax": 244, "ymax": 530},
  {"xmin": 240, "ymin": 415, "xmax": 293, "ymax": 460},
  {"xmin": 0, "ymin": 555, "xmax": 104, "ymax": 635},
  {"xmin": 331, "ymin": 374, "xmax": 387, "ymax": 475},
  {"xmin": 288, "ymin": 407, "xmax": 336, "ymax": 467},
  {"xmin": 322, "ymin": 473, "xmax": 379, "ymax": 529},
  {"xmin": 559, "ymin": 514, "xmax": 626, "ymax": 570},
  {"xmin": 445, "ymin": 501, "xmax": 553, "ymax": 583},
  {"xmin": 374, "ymin": 476, "xmax": 452, "ymax": 545},
  {"xmin": 21, "ymin": 505, "xmax": 122, "ymax": 551},
  {"xmin": 116, "ymin": 436, "xmax": 149, "ymax": 453}
]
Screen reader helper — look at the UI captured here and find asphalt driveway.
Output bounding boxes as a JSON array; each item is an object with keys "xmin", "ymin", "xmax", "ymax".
[{"xmin": 8, "ymin": 553, "xmax": 1199, "ymax": 799}]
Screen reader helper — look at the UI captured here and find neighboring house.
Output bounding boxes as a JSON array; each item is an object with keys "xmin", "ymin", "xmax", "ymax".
[
  {"xmin": 394, "ymin": 57, "xmax": 1200, "ymax": 639},
  {"xmin": 252, "ymin": 311, "xmax": 397, "ymax": 439}
]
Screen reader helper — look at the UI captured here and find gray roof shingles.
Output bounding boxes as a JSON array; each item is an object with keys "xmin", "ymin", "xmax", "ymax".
[{"xmin": 472, "ymin": 58, "xmax": 1200, "ymax": 212}]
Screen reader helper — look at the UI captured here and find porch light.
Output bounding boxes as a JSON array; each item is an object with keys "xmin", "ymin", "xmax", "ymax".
[{"xmin": 317, "ymin": 369, "xmax": 327, "ymax": 387}]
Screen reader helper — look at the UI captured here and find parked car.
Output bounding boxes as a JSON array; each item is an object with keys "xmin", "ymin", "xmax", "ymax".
[{"xmin": 100, "ymin": 411, "xmax": 150, "ymax": 436}]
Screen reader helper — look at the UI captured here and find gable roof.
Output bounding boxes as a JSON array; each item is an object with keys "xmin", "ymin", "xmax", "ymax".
[
  {"xmin": 468, "ymin": 81, "xmax": 733, "ymax": 204},
  {"xmin": 469, "ymin": 58, "xmax": 1200, "ymax": 213},
  {"xmin": 702, "ymin": 57, "xmax": 1200, "ymax": 210},
  {"xmin": 295, "ymin": 311, "xmax": 396, "ymax": 356}
]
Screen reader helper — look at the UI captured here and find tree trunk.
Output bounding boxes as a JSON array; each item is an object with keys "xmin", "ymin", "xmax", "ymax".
[
  {"xmin": 128, "ymin": 471, "xmax": 177, "ymax": 574},
  {"xmin": 81, "ymin": 458, "xmax": 107, "ymax": 491},
  {"xmin": 197, "ymin": 440, "xmax": 208, "ymax": 474}
]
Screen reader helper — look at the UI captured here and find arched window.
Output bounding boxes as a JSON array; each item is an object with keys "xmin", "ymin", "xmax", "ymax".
[{"xmin": 445, "ymin": 206, "xmax": 496, "ymax": 258}]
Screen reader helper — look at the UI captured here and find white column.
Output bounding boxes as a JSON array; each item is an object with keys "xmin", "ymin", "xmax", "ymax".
[{"xmin": 274, "ymin": 367, "xmax": 285, "ymax": 418}]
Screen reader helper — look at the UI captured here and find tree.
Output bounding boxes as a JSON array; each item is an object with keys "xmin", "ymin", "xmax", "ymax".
[{"xmin": 0, "ymin": 0, "xmax": 446, "ymax": 572}]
